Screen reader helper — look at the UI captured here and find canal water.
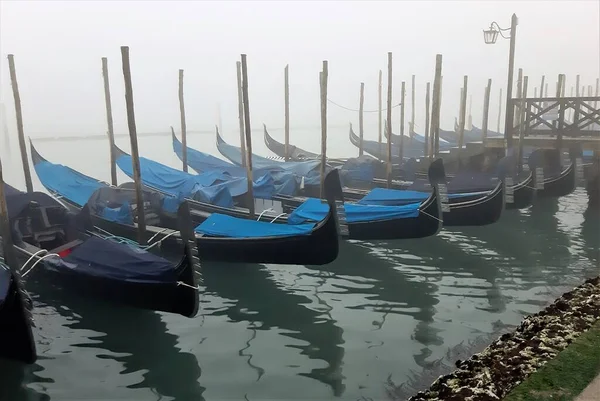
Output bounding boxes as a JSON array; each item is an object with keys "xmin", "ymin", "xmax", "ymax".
[{"xmin": 1, "ymin": 130, "xmax": 598, "ymax": 401}]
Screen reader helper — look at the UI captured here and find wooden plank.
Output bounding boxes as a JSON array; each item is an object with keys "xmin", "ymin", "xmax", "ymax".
[
  {"xmin": 101, "ymin": 57, "xmax": 117, "ymax": 186},
  {"xmin": 178, "ymin": 69, "xmax": 188, "ymax": 172},
  {"xmin": 284, "ymin": 64, "xmax": 290, "ymax": 161},
  {"xmin": 319, "ymin": 61, "xmax": 328, "ymax": 198},
  {"xmin": 240, "ymin": 54, "xmax": 255, "ymax": 217},
  {"xmin": 120, "ymin": 46, "xmax": 146, "ymax": 244},
  {"xmin": 7, "ymin": 54, "xmax": 33, "ymax": 193}
]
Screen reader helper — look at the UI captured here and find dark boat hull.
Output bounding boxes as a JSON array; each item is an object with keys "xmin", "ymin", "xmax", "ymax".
[
  {"xmin": 10, "ymin": 243, "xmax": 199, "ymax": 317},
  {"xmin": 536, "ymin": 163, "xmax": 576, "ymax": 198},
  {"xmin": 441, "ymin": 181, "xmax": 505, "ymax": 226},
  {"xmin": 0, "ymin": 267, "xmax": 36, "ymax": 364},
  {"xmin": 506, "ymin": 173, "xmax": 535, "ymax": 210}
]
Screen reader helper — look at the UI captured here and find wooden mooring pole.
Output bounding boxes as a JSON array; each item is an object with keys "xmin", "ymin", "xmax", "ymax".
[
  {"xmin": 467, "ymin": 94, "xmax": 473, "ymax": 130},
  {"xmin": 410, "ymin": 74, "xmax": 415, "ymax": 138},
  {"xmin": 399, "ymin": 80, "xmax": 405, "ymax": 160},
  {"xmin": 431, "ymin": 55, "xmax": 442, "ymax": 158},
  {"xmin": 575, "ymin": 75, "xmax": 580, "ymax": 97},
  {"xmin": 7, "ymin": 55, "xmax": 32, "ymax": 193},
  {"xmin": 0, "ymin": 155, "xmax": 18, "ymax": 270},
  {"xmin": 517, "ymin": 76, "xmax": 528, "ymax": 170},
  {"xmin": 457, "ymin": 76, "xmax": 468, "ymax": 150},
  {"xmin": 319, "ymin": 61, "xmax": 328, "ymax": 198},
  {"xmin": 240, "ymin": 54, "xmax": 255, "ymax": 217},
  {"xmin": 101, "ymin": 57, "xmax": 118, "ymax": 186},
  {"xmin": 497, "ymin": 88, "xmax": 502, "ymax": 134},
  {"xmin": 482, "ymin": 79, "xmax": 492, "ymax": 142},
  {"xmin": 359, "ymin": 82, "xmax": 364, "ymax": 157},
  {"xmin": 236, "ymin": 61, "xmax": 247, "ymax": 167},
  {"xmin": 386, "ymin": 52, "xmax": 393, "ymax": 188},
  {"xmin": 424, "ymin": 82, "xmax": 431, "ymax": 159},
  {"xmin": 178, "ymin": 69, "xmax": 188, "ymax": 172},
  {"xmin": 378, "ymin": 70, "xmax": 382, "ymax": 145},
  {"xmin": 120, "ymin": 46, "xmax": 146, "ymax": 244},
  {"xmin": 556, "ymin": 74, "xmax": 565, "ymax": 151},
  {"xmin": 284, "ymin": 65, "xmax": 290, "ymax": 161},
  {"xmin": 540, "ymin": 75, "xmax": 545, "ymax": 97}
]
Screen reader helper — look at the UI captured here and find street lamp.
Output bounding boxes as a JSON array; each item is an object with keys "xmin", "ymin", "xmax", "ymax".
[{"xmin": 483, "ymin": 13, "xmax": 518, "ymax": 150}]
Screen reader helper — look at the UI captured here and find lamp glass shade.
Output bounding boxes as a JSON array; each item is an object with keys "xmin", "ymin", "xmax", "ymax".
[{"xmin": 483, "ymin": 28, "xmax": 499, "ymax": 44}]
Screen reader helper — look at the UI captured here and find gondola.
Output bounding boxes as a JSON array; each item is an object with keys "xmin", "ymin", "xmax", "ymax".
[
  {"xmin": 0, "ymin": 257, "xmax": 36, "ymax": 364},
  {"xmin": 527, "ymin": 148, "xmax": 577, "ymax": 198},
  {"xmin": 263, "ymin": 125, "xmax": 319, "ymax": 161},
  {"xmin": 2, "ymin": 183, "xmax": 200, "ymax": 318},
  {"xmin": 30, "ymin": 142, "xmax": 342, "ymax": 265}
]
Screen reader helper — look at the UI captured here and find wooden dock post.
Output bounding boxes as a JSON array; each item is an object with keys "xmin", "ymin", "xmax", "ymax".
[
  {"xmin": 517, "ymin": 76, "xmax": 529, "ymax": 170},
  {"xmin": 575, "ymin": 75, "xmax": 580, "ymax": 97},
  {"xmin": 359, "ymin": 82, "xmax": 364, "ymax": 157},
  {"xmin": 178, "ymin": 69, "xmax": 188, "ymax": 172},
  {"xmin": 594, "ymin": 78, "xmax": 599, "ymax": 110},
  {"xmin": 556, "ymin": 74, "xmax": 565, "ymax": 151},
  {"xmin": 467, "ymin": 94, "xmax": 473, "ymax": 130},
  {"xmin": 514, "ymin": 68, "xmax": 523, "ymax": 134},
  {"xmin": 7, "ymin": 55, "xmax": 32, "ymax": 193},
  {"xmin": 319, "ymin": 60, "xmax": 328, "ymax": 198},
  {"xmin": 378, "ymin": 70, "xmax": 383, "ymax": 145},
  {"xmin": 497, "ymin": 88, "xmax": 502, "ymax": 134},
  {"xmin": 120, "ymin": 46, "xmax": 146, "ymax": 244},
  {"xmin": 101, "ymin": 57, "xmax": 118, "ymax": 186},
  {"xmin": 240, "ymin": 54, "xmax": 255, "ymax": 217},
  {"xmin": 410, "ymin": 74, "xmax": 415, "ymax": 138},
  {"xmin": 386, "ymin": 52, "xmax": 393, "ymax": 188},
  {"xmin": 431, "ymin": 55, "xmax": 443, "ymax": 158},
  {"xmin": 534, "ymin": 87, "xmax": 538, "ymax": 98},
  {"xmin": 284, "ymin": 65, "xmax": 290, "ymax": 161},
  {"xmin": 424, "ymin": 82, "xmax": 431, "ymax": 159},
  {"xmin": 236, "ymin": 61, "xmax": 247, "ymax": 167},
  {"xmin": 540, "ymin": 75, "xmax": 545, "ymax": 97},
  {"xmin": 399, "ymin": 81, "xmax": 405, "ymax": 160},
  {"xmin": 457, "ymin": 76, "xmax": 468, "ymax": 150},
  {"xmin": 0, "ymin": 155, "xmax": 18, "ymax": 269},
  {"xmin": 482, "ymin": 79, "xmax": 492, "ymax": 142},
  {"xmin": 545, "ymin": 83, "xmax": 548, "ymax": 98}
]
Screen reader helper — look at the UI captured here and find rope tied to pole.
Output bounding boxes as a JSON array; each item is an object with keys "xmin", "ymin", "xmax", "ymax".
[{"xmin": 327, "ymin": 98, "xmax": 402, "ymax": 113}]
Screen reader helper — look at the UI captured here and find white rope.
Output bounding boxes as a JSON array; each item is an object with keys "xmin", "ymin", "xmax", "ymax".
[
  {"xmin": 256, "ymin": 208, "xmax": 275, "ymax": 221},
  {"xmin": 22, "ymin": 252, "xmax": 60, "ymax": 277},
  {"xmin": 177, "ymin": 281, "xmax": 200, "ymax": 290},
  {"xmin": 419, "ymin": 209, "xmax": 444, "ymax": 223},
  {"xmin": 144, "ymin": 230, "xmax": 181, "ymax": 251},
  {"xmin": 270, "ymin": 213, "xmax": 287, "ymax": 223},
  {"xmin": 146, "ymin": 228, "xmax": 169, "ymax": 244}
]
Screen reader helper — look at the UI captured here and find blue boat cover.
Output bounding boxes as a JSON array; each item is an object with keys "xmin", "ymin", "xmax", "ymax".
[
  {"xmin": 358, "ymin": 187, "xmax": 484, "ymax": 206},
  {"xmin": 115, "ymin": 153, "xmax": 238, "ymax": 205},
  {"xmin": 34, "ymin": 161, "xmax": 104, "ymax": 207},
  {"xmin": 173, "ymin": 135, "xmax": 301, "ymax": 194},
  {"xmin": 58, "ymin": 236, "xmax": 179, "ymax": 284},
  {"xmin": 288, "ymin": 198, "xmax": 420, "ymax": 224},
  {"xmin": 0, "ymin": 265, "xmax": 11, "ymax": 305},
  {"xmin": 195, "ymin": 213, "xmax": 316, "ymax": 238}
]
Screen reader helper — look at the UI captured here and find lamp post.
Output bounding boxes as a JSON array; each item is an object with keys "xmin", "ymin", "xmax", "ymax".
[{"xmin": 483, "ymin": 13, "xmax": 518, "ymax": 151}]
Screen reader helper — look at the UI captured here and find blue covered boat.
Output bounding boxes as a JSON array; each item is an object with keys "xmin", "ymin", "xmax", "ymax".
[
  {"xmin": 1, "ymin": 182, "xmax": 200, "ymax": 318},
  {"xmin": 30, "ymin": 142, "xmax": 342, "ymax": 265}
]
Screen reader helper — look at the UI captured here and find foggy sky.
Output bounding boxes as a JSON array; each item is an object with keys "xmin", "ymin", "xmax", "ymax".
[{"xmin": 0, "ymin": 0, "xmax": 599, "ymax": 139}]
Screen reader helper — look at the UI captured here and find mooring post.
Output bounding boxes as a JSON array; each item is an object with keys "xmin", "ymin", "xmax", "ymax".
[
  {"xmin": 594, "ymin": 78, "xmax": 599, "ymax": 110},
  {"xmin": 556, "ymin": 74, "xmax": 565, "ymax": 152},
  {"xmin": 497, "ymin": 88, "xmax": 502, "ymax": 134},
  {"xmin": 540, "ymin": 75, "xmax": 546, "ymax": 97},
  {"xmin": 482, "ymin": 79, "xmax": 492, "ymax": 143},
  {"xmin": 467, "ymin": 94, "xmax": 473, "ymax": 130},
  {"xmin": 399, "ymin": 81, "xmax": 405, "ymax": 160},
  {"xmin": 0, "ymin": 155, "xmax": 18, "ymax": 270},
  {"xmin": 178, "ymin": 69, "xmax": 188, "ymax": 173},
  {"xmin": 424, "ymin": 82, "xmax": 431, "ymax": 159},
  {"xmin": 431, "ymin": 55, "xmax": 443, "ymax": 158},
  {"xmin": 359, "ymin": 82, "xmax": 364, "ymax": 157},
  {"xmin": 120, "ymin": 46, "xmax": 146, "ymax": 244},
  {"xmin": 386, "ymin": 52, "xmax": 393, "ymax": 188},
  {"xmin": 514, "ymin": 68, "xmax": 523, "ymax": 138},
  {"xmin": 517, "ymin": 76, "xmax": 529, "ymax": 171},
  {"xmin": 235, "ymin": 61, "xmax": 247, "ymax": 167},
  {"xmin": 7, "ymin": 55, "xmax": 32, "ymax": 193},
  {"xmin": 319, "ymin": 61, "xmax": 328, "ymax": 198},
  {"xmin": 101, "ymin": 57, "xmax": 118, "ymax": 186},
  {"xmin": 284, "ymin": 65, "xmax": 290, "ymax": 162},
  {"xmin": 240, "ymin": 54, "xmax": 255, "ymax": 217},
  {"xmin": 378, "ymin": 70, "xmax": 383, "ymax": 145},
  {"xmin": 457, "ymin": 76, "xmax": 468, "ymax": 150},
  {"xmin": 534, "ymin": 87, "xmax": 538, "ymax": 98},
  {"xmin": 545, "ymin": 83, "xmax": 548, "ymax": 98},
  {"xmin": 410, "ymin": 74, "xmax": 415, "ymax": 138}
]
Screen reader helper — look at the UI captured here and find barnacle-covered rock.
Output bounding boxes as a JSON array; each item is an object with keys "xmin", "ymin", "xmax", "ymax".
[{"xmin": 405, "ymin": 275, "xmax": 600, "ymax": 401}]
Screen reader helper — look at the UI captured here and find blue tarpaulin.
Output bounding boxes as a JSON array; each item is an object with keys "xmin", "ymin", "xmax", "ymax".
[
  {"xmin": 34, "ymin": 161, "xmax": 104, "ymax": 207},
  {"xmin": 358, "ymin": 187, "xmax": 484, "ymax": 206},
  {"xmin": 58, "ymin": 236, "xmax": 179, "ymax": 284},
  {"xmin": 115, "ymin": 153, "xmax": 238, "ymax": 206},
  {"xmin": 288, "ymin": 198, "xmax": 420, "ymax": 224},
  {"xmin": 195, "ymin": 213, "xmax": 316, "ymax": 238}
]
